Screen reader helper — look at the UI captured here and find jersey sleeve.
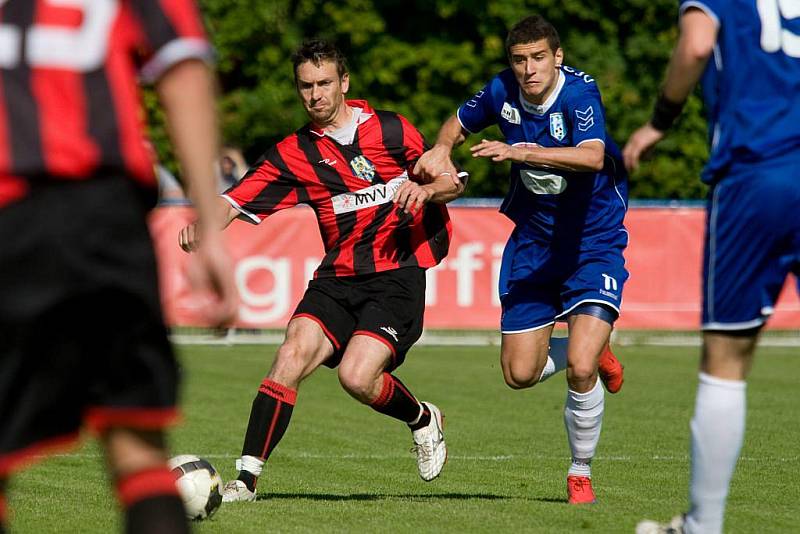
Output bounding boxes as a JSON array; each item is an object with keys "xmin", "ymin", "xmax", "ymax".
[
  {"xmin": 128, "ymin": 0, "xmax": 214, "ymax": 84},
  {"xmin": 221, "ymin": 147, "xmax": 303, "ymax": 224},
  {"xmin": 456, "ymin": 79, "xmax": 499, "ymax": 134},
  {"xmin": 565, "ymin": 83, "xmax": 607, "ymax": 147},
  {"xmin": 679, "ymin": 0, "xmax": 722, "ymax": 28}
]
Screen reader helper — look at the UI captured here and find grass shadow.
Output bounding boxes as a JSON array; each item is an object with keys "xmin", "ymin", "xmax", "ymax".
[{"xmin": 257, "ymin": 492, "xmax": 508, "ymax": 502}]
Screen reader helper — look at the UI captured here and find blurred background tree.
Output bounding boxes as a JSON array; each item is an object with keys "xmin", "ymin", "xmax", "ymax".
[{"xmin": 147, "ymin": 0, "xmax": 708, "ymax": 200}]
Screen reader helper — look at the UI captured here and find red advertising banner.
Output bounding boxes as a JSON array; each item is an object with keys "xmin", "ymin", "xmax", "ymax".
[{"xmin": 150, "ymin": 205, "xmax": 800, "ymax": 330}]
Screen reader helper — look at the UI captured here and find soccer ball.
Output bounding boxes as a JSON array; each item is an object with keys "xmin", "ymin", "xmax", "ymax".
[{"xmin": 168, "ymin": 455, "xmax": 223, "ymax": 520}]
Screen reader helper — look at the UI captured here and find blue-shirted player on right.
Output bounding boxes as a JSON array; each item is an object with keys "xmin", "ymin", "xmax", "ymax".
[
  {"xmin": 415, "ymin": 14, "xmax": 627, "ymax": 505},
  {"xmin": 625, "ymin": 1, "xmax": 800, "ymax": 533}
]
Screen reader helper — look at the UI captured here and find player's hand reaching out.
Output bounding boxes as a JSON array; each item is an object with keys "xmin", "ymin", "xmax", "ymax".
[
  {"xmin": 178, "ymin": 222, "xmax": 238, "ymax": 326},
  {"xmin": 623, "ymin": 123, "xmax": 665, "ymax": 171},
  {"xmin": 470, "ymin": 139, "xmax": 521, "ymax": 162}
]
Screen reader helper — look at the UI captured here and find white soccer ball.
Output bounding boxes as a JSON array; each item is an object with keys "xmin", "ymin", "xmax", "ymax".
[{"xmin": 168, "ymin": 455, "xmax": 223, "ymax": 520}]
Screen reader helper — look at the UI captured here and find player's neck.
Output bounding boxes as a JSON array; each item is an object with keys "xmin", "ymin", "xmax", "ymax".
[
  {"xmin": 317, "ymin": 102, "xmax": 353, "ymax": 132},
  {"xmin": 520, "ymin": 70, "xmax": 560, "ymax": 106}
]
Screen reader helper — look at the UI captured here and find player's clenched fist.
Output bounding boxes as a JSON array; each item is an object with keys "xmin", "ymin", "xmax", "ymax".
[
  {"xmin": 179, "ymin": 222, "xmax": 201, "ymax": 252},
  {"xmin": 394, "ymin": 180, "xmax": 433, "ymax": 215}
]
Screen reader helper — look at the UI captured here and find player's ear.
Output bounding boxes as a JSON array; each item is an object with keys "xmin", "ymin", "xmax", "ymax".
[
  {"xmin": 555, "ymin": 48, "xmax": 564, "ymax": 68},
  {"xmin": 341, "ymin": 72, "xmax": 350, "ymax": 94}
]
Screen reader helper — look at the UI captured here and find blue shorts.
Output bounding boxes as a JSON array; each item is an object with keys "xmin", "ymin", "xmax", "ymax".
[
  {"xmin": 498, "ymin": 227, "xmax": 629, "ymax": 333},
  {"xmin": 702, "ymin": 159, "xmax": 800, "ymax": 330}
]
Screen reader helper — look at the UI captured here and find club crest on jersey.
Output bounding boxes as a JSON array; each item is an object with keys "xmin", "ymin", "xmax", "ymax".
[
  {"xmin": 501, "ymin": 102, "xmax": 521, "ymax": 125},
  {"xmin": 549, "ymin": 112, "xmax": 566, "ymax": 141},
  {"xmin": 350, "ymin": 155, "xmax": 376, "ymax": 182}
]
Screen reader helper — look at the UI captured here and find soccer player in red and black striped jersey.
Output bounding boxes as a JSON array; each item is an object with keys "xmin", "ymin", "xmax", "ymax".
[
  {"xmin": 180, "ymin": 39, "xmax": 465, "ymax": 501},
  {"xmin": 0, "ymin": 1, "xmax": 237, "ymax": 532}
]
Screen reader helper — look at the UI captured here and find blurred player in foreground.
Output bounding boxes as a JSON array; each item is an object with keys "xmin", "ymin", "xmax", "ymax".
[
  {"xmin": 626, "ymin": 1, "xmax": 800, "ymax": 533},
  {"xmin": 0, "ymin": 1, "xmax": 237, "ymax": 532},
  {"xmin": 180, "ymin": 39, "xmax": 464, "ymax": 502},
  {"xmin": 415, "ymin": 14, "xmax": 628, "ymax": 505}
]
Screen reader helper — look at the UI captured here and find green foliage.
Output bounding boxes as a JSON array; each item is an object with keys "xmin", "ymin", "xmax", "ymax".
[{"xmin": 149, "ymin": 0, "xmax": 711, "ymax": 199}]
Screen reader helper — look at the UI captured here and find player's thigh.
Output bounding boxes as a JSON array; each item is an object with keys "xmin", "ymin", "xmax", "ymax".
[
  {"xmin": 338, "ymin": 336, "xmax": 394, "ymax": 397},
  {"xmin": 565, "ymin": 313, "xmax": 613, "ymax": 374},
  {"xmin": 498, "ymin": 231, "xmax": 561, "ymax": 333},
  {"xmin": 0, "ymin": 316, "xmax": 86, "ymax": 474},
  {"xmin": 270, "ymin": 316, "xmax": 339, "ymax": 384},
  {"xmin": 558, "ymin": 243, "xmax": 628, "ymax": 321},
  {"xmin": 500, "ymin": 324, "xmax": 555, "ymax": 386},
  {"xmin": 351, "ymin": 267, "xmax": 427, "ymax": 372},
  {"xmin": 703, "ymin": 167, "xmax": 800, "ymax": 329},
  {"xmin": 284, "ymin": 284, "xmax": 354, "ymax": 375}
]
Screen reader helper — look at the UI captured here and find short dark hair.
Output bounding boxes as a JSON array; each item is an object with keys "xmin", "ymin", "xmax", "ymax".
[
  {"xmin": 291, "ymin": 39, "xmax": 348, "ymax": 83},
  {"xmin": 505, "ymin": 15, "xmax": 560, "ymax": 56}
]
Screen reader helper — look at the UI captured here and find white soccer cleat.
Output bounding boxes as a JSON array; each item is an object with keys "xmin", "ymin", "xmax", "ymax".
[
  {"xmin": 411, "ymin": 402, "xmax": 447, "ymax": 481},
  {"xmin": 636, "ymin": 515, "xmax": 686, "ymax": 534},
  {"xmin": 221, "ymin": 479, "xmax": 256, "ymax": 503}
]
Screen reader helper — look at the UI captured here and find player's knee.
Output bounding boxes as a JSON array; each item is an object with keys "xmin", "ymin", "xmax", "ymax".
[
  {"xmin": 502, "ymin": 364, "xmax": 539, "ymax": 390},
  {"xmin": 272, "ymin": 342, "xmax": 312, "ymax": 382},
  {"xmin": 336, "ymin": 359, "xmax": 376, "ymax": 402},
  {"xmin": 568, "ymin": 361, "xmax": 596, "ymax": 384}
]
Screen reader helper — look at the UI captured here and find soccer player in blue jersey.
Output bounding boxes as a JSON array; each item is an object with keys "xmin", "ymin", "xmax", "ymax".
[
  {"xmin": 625, "ymin": 2, "xmax": 800, "ymax": 533},
  {"xmin": 415, "ymin": 15, "xmax": 627, "ymax": 504}
]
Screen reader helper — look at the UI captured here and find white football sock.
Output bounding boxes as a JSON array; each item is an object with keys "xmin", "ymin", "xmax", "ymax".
[
  {"xmin": 564, "ymin": 377, "xmax": 604, "ymax": 478},
  {"xmin": 539, "ymin": 337, "xmax": 568, "ymax": 382},
  {"xmin": 236, "ymin": 455, "xmax": 265, "ymax": 477},
  {"xmin": 685, "ymin": 372, "xmax": 746, "ymax": 534}
]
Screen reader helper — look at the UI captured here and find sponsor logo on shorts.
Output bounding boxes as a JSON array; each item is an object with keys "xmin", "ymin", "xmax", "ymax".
[
  {"xmin": 599, "ymin": 273, "xmax": 619, "ymax": 300},
  {"xmin": 331, "ymin": 176, "xmax": 407, "ymax": 214},
  {"xmin": 380, "ymin": 326, "xmax": 399, "ymax": 342}
]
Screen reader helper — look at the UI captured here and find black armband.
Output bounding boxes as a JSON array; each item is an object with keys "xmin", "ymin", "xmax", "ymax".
[{"xmin": 650, "ymin": 92, "xmax": 686, "ymax": 132}]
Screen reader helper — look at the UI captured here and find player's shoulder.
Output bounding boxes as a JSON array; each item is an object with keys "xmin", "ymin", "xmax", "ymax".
[
  {"xmin": 560, "ymin": 65, "xmax": 599, "ymax": 91},
  {"xmin": 559, "ymin": 66, "xmax": 602, "ymax": 105}
]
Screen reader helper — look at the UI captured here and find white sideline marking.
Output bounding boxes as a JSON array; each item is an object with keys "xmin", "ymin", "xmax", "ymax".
[{"xmin": 46, "ymin": 452, "xmax": 799, "ymax": 463}]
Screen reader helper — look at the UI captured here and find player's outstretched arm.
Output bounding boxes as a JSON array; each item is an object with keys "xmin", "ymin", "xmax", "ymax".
[
  {"xmin": 157, "ymin": 58, "xmax": 238, "ymax": 325},
  {"xmin": 623, "ymin": 8, "xmax": 717, "ymax": 171},
  {"xmin": 414, "ymin": 115, "xmax": 466, "ymax": 185},
  {"xmin": 471, "ymin": 139, "xmax": 605, "ymax": 172}
]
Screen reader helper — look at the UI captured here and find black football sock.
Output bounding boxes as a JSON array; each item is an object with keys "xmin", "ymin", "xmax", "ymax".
[
  {"xmin": 238, "ymin": 378, "xmax": 297, "ymax": 491},
  {"xmin": 117, "ymin": 467, "xmax": 189, "ymax": 534},
  {"xmin": 369, "ymin": 372, "xmax": 430, "ymax": 429},
  {"xmin": 0, "ymin": 478, "xmax": 7, "ymax": 534}
]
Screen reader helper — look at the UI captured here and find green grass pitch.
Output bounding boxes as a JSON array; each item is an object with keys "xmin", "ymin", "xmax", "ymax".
[{"xmin": 7, "ymin": 343, "xmax": 798, "ymax": 533}]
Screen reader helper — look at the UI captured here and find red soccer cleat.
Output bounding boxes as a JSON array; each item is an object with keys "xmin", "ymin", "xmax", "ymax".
[
  {"xmin": 598, "ymin": 343, "xmax": 624, "ymax": 394},
  {"xmin": 567, "ymin": 475, "xmax": 597, "ymax": 504}
]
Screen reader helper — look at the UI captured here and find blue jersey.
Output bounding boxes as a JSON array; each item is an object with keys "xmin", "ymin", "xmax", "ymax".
[
  {"xmin": 457, "ymin": 66, "xmax": 627, "ymax": 246},
  {"xmin": 680, "ymin": 0, "xmax": 800, "ymax": 183}
]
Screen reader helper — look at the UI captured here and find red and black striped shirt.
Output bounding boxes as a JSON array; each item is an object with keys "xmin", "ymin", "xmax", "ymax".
[
  {"xmin": 223, "ymin": 100, "xmax": 452, "ymax": 278},
  {"xmin": 0, "ymin": 0, "xmax": 212, "ymax": 207}
]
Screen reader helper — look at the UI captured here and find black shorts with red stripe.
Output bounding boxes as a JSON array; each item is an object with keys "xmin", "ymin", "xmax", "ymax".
[
  {"xmin": 292, "ymin": 267, "xmax": 426, "ymax": 371},
  {"xmin": 0, "ymin": 176, "xmax": 178, "ymax": 477}
]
